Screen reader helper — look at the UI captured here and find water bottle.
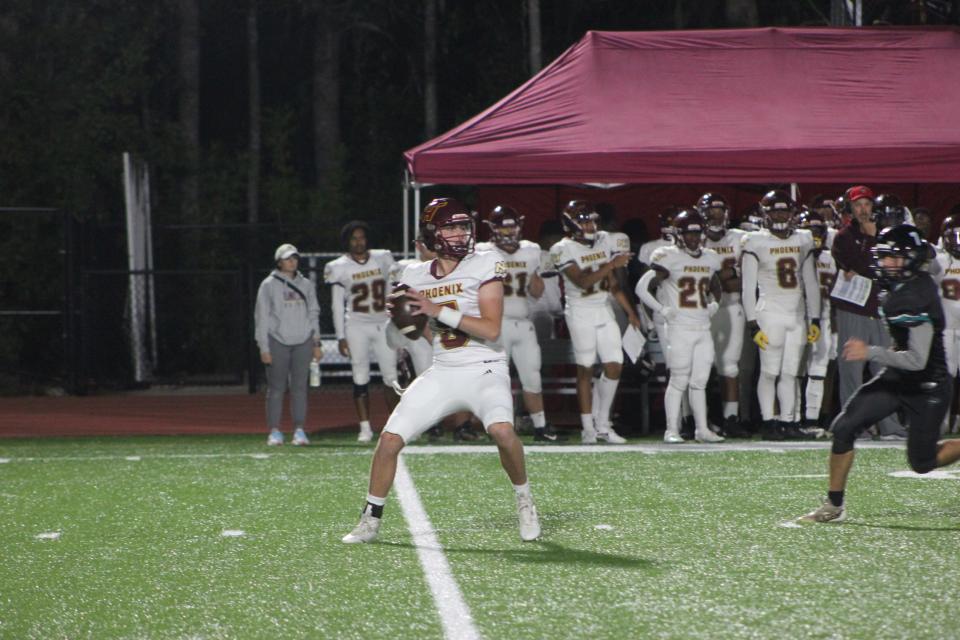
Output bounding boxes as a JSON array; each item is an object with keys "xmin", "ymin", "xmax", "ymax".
[{"xmin": 309, "ymin": 360, "xmax": 321, "ymax": 387}]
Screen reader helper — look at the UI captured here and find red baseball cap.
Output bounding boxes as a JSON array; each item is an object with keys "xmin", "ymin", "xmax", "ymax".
[{"xmin": 845, "ymin": 185, "xmax": 874, "ymax": 202}]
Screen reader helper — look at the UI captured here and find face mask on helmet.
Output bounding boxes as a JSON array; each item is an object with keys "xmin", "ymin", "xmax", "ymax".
[
  {"xmin": 562, "ymin": 201, "xmax": 599, "ymax": 246},
  {"xmin": 943, "ymin": 225, "xmax": 960, "ymax": 259},
  {"xmin": 673, "ymin": 210, "xmax": 706, "ymax": 255},
  {"xmin": 870, "ymin": 225, "xmax": 925, "ymax": 287},
  {"xmin": 491, "ymin": 221, "xmax": 521, "ymax": 251},
  {"xmin": 421, "ymin": 198, "xmax": 476, "ymax": 259},
  {"xmin": 705, "ymin": 208, "xmax": 728, "ymax": 236},
  {"xmin": 760, "ymin": 191, "xmax": 796, "ymax": 236}
]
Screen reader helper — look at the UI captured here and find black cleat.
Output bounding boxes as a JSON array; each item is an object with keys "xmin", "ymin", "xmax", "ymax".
[
  {"xmin": 680, "ymin": 416, "xmax": 696, "ymax": 441},
  {"xmin": 760, "ymin": 419, "xmax": 785, "ymax": 441},
  {"xmin": 721, "ymin": 415, "xmax": 752, "ymax": 438},
  {"xmin": 533, "ymin": 424, "xmax": 568, "ymax": 442}
]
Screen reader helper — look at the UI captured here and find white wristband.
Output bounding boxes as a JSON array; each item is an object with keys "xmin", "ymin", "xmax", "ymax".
[{"xmin": 437, "ymin": 306, "xmax": 464, "ymax": 329}]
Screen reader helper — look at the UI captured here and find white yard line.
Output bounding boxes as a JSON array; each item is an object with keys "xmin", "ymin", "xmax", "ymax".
[
  {"xmin": 394, "ymin": 455, "xmax": 480, "ymax": 640},
  {"xmin": 0, "ymin": 440, "xmax": 906, "ymax": 463}
]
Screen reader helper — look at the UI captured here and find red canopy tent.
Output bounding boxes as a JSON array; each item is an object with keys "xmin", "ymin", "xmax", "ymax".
[{"xmin": 402, "ymin": 27, "xmax": 960, "ymax": 243}]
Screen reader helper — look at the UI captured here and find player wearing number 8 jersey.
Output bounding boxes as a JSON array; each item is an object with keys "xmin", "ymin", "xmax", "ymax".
[
  {"xmin": 342, "ymin": 197, "xmax": 540, "ymax": 544},
  {"xmin": 550, "ymin": 200, "xmax": 641, "ymax": 444},
  {"xmin": 638, "ymin": 209, "xmax": 725, "ymax": 443},
  {"xmin": 934, "ymin": 215, "xmax": 960, "ymax": 381},
  {"xmin": 324, "ymin": 221, "xmax": 399, "ymax": 442},
  {"xmin": 741, "ymin": 191, "xmax": 821, "ymax": 440}
]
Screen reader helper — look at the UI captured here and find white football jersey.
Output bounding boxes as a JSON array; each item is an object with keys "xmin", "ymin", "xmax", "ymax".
[
  {"xmin": 388, "ymin": 258, "xmax": 421, "ymax": 285},
  {"xmin": 324, "ymin": 249, "xmax": 396, "ymax": 324},
  {"xmin": 704, "ymin": 228, "xmax": 746, "ymax": 305},
  {"xmin": 399, "ymin": 250, "xmax": 507, "ymax": 367},
  {"xmin": 550, "ymin": 234, "xmax": 619, "ymax": 310},
  {"xmin": 605, "ymin": 231, "xmax": 631, "ymax": 256},
  {"xmin": 475, "ymin": 240, "xmax": 541, "ymax": 319},
  {"xmin": 934, "ymin": 249, "xmax": 960, "ymax": 330},
  {"xmin": 638, "ymin": 237, "xmax": 672, "ymax": 267},
  {"xmin": 741, "ymin": 229, "xmax": 815, "ymax": 316},
  {"xmin": 649, "ymin": 245, "xmax": 722, "ymax": 327},
  {"xmin": 813, "ymin": 249, "xmax": 838, "ymax": 318}
]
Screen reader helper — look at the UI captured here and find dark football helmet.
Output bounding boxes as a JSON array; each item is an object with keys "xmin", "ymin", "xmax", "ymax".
[
  {"xmin": 485, "ymin": 205, "xmax": 524, "ymax": 253},
  {"xmin": 941, "ymin": 215, "xmax": 960, "ymax": 259},
  {"xmin": 561, "ymin": 200, "xmax": 598, "ymax": 246},
  {"xmin": 796, "ymin": 209, "xmax": 829, "ymax": 250},
  {"xmin": 871, "ymin": 224, "xmax": 928, "ymax": 286},
  {"xmin": 673, "ymin": 208, "xmax": 706, "ymax": 255},
  {"xmin": 420, "ymin": 197, "xmax": 475, "ymax": 258},
  {"xmin": 760, "ymin": 190, "xmax": 797, "ymax": 236},
  {"xmin": 697, "ymin": 193, "xmax": 730, "ymax": 237},
  {"xmin": 871, "ymin": 194, "xmax": 908, "ymax": 230}
]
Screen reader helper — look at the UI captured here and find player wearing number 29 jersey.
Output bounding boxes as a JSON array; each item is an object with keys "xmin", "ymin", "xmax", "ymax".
[{"xmin": 324, "ymin": 221, "xmax": 399, "ymax": 442}]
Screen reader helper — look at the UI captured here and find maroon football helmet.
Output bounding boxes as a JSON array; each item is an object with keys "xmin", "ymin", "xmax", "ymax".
[
  {"xmin": 941, "ymin": 215, "xmax": 960, "ymax": 259},
  {"xmin": 673, "ymin": 208, "xmax": 706, "ymax": 255},
  {"xmin": 797, "ymin": 209, "xmax": 828, "ymax": 250},
  {"xmin": 561, "ymin": 200, "xmax": 598, "ymax": 246},
  {"xmin": 760, "ymin": 190, "xmax": 797, "ymax": 237},
  {"xmin": 485, "ymin": 205, "xmax": 524, "ymax": 253},
  {"xmin": 420, "ymin": 197, "xmax": 475, "ymax": 258}
]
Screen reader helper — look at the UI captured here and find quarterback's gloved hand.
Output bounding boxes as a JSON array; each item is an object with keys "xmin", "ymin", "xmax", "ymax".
[
  {"xmin": 807, "ymin": 318, "xmax": 821, "ymax": 344},
  {"xmin": 706, "ymin": 301, "xmax": 719, "ymax": 318},
  {"xmin": 661, "ymin": 307, "xmax": 677, "ymax": 322},
  {"xmin": 748, "ymin": 320, "xmax": 768, "ymax": 351}
]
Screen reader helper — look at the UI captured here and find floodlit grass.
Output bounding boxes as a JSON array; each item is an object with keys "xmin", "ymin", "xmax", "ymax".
[{"xmin": 2, "ymin": 435, "xmax": 959, "ymax": 639}]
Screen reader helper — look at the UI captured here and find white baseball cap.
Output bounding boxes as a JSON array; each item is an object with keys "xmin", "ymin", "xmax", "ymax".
[{"xmin": 274, "ymin": 243, "xmax": 299, "ymax": 261}]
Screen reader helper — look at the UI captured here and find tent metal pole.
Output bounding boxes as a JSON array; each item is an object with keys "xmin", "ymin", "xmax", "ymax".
[
  {"xmin": 402, "ymin": 171, "xmax": 410, "ymax": 258},
  {"xmin": 414, "ymin": 186, "xmax": 422, "ymax": 246},
  {"xmin": 790, "ymin": 182, "xmax": 799, "ymax": 202}
]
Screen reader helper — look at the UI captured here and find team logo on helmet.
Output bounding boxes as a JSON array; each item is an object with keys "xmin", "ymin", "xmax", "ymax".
[{"xmin": 420, "ymin": 197, "xmax": 475, "ymax": 259}]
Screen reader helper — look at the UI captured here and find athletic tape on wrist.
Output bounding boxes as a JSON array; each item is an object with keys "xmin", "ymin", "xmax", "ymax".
[{"xmin": 437, "ymin": 306, "xmax": 463, "ymax": 329}]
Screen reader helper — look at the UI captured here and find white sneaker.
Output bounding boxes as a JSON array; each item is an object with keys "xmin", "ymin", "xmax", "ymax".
[
  {"xmin": 358, "ymin": 427, "xmax": 374, "ymax": 443},
  {"xmin": 596, "ymin": 428, "xmax": 627, "ymax": 444},
  {"xmin": 267, "ymin": 429, "xmax": 283, "ymax": 446},
  {"xmin": 797, "ymin": 498, "xmax": 847, "ymax": 524},
  {"xmin": 516, "ymin": 494, "xmax": 541, "ymax": 541},
  {"xmin": 292, "ymin": 428, "xmax": 310, "ymax": 446},
  {"xmin": 663, "ymin": 430, "xmax": 684, "ymax": 444},
  {"xmin": 581, "ymin": 428, "xmax": 598, "ymax": 444},
  {"xmin": 695, "ymin": 428, "xmax": 725, "ymax": 443},
  {"xmin": 342, "ymin": 512, "xmax": 382, "ymax": 543}
]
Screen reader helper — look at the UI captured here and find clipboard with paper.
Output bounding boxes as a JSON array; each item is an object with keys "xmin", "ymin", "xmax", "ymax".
[{"xmin": 830, "ymin": 272, "xmax": 873, "ymax": 307}]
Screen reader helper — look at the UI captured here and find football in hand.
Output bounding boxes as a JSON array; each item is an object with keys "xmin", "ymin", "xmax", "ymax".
[{"xmin": 387, "ymin": 285, "xmax": 428, "ymax": 340}]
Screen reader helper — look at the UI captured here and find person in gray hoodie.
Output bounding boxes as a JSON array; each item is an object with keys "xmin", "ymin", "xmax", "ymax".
[{"xmin": 255, "ymin": 243, "xmax": 322, "ymax": 446}]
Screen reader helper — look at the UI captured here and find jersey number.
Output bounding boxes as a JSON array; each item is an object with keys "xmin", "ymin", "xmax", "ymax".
[
  {"xmin": 436, "ymin": 300, "xmax": 469, "ymax": 350},
  {"xmin": 502, "ymin": 272, "xmax": 527, "ymax": 297},
  {"xmin": 942, "ymin": 279, "xmax": 960, "ymax": 301},
  {"xmin": 351, "ymin": 279, "xmax": 386, "ymax": 313},
  {"xmin": 583, "ymin": 267, "xmax": 610, "ymax": 296},
  {"xmin": 819, "ymin": 271, "xmax": 836, "ymax": 301},
  {"xmin": 776, "ymin": 257, "xmax": 798, "ymax": 289},
  {"xmin": 677, "ymin": 276, "xmax": 710, "ymax": 309}
]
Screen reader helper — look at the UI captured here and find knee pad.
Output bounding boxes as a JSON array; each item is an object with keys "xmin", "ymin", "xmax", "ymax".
[
  {"xmin": 353, "ymin": 383, "xmax": 369, "ymax": 398},
  {"xmin": 718, "ymin": 363, "xmax": 739, "ymax": 378}
]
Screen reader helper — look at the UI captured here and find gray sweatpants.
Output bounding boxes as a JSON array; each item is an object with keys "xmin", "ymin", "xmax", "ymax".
[
  {"xmin": 835, "ymin": 308, "xmax": 905, "ymax": 436},
  {"xmin": 265, "ymin": 335, "xmax": 313, "ymax": 430}
]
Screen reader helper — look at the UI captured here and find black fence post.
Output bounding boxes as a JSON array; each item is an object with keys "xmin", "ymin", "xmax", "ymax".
[{"xmin": 243, "ymin": 261, "xmax": 258, "ymax": 394}]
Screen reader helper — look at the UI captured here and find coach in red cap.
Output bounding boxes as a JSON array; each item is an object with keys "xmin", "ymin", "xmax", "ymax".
[{"xmin": 829, "ymin": 186, "xmax": 907, "ymax": 439}]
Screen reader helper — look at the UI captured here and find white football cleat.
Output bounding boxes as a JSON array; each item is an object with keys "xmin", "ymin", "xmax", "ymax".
[
  {"xmin": 516, "ymin": 494, "xmax": 541, "ymax": 541},
  {"xmin": 581, "ymin": 428, "xmax": 598, "ymax": 444},
  {"xmin": 357, "ymin": 426, "xmax": 374, "ymax": 443},
  {"xmin": 267, "ymin": 429, "xmax": 284, "ymax": 446},
  {"xmin": 596, "ymin": 428, "xmax": 627, "ymax": 444},
  {"xmin": 797, "ymin": 499, "xmax": 847, "ymax": 524},
  {"xmin": 342, "ymin": 512, "xmax": 382, "ymax": 543},
  {"xmin": 663, "ymin": 430, "xmax": 684, "ymax": 444},
  {"xmin": 695, "ymin": 428, "xmax": 725, "ymax": 443},
  {"xmin": 292, "ymin": 428, "xmax": 310, "ymax": 446}
]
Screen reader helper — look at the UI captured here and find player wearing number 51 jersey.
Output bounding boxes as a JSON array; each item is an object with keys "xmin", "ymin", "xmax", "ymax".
[
  {"xmin": 475, "ymin": 205, "xmax": 564, "ymax": 442},
  {"xmin": 324, "ymin": 221, "xmax": 399, "ymax": 442},
  {"xmin": 638, "ymin": 209, "xmax": 725, "ymax": 444},
  {"xmin": 550, "ymin": 200, "xmax": 640, "ymax": 444},
  {"xmin": 741, "ymin": 191, "xmax": 821, "ymax": 440}
]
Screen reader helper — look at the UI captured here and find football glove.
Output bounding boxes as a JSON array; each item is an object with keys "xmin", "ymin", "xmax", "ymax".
[
  {"xmin": 807, "ymin": 319, "xmax": 821, "ymax": 344},
  {"xmin": 748, "ymin": 320, "xmax": 768, "ymax": 351}
]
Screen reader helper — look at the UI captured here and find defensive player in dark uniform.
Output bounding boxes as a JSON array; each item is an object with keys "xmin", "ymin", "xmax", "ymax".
[{"xmin": 799, "ymin": 225, "xmax": 960, "ymax": 523}]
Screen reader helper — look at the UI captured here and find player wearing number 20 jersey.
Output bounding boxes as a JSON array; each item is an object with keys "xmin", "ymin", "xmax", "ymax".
[{"xmin": 325, "ymin": 221, "xmax": 399, "ymax": 442}]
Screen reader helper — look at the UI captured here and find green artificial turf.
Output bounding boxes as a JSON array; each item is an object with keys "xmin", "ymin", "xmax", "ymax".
[{"xmin": 2, "ymin": 435, "xmax": 959, "ymax": 639}]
